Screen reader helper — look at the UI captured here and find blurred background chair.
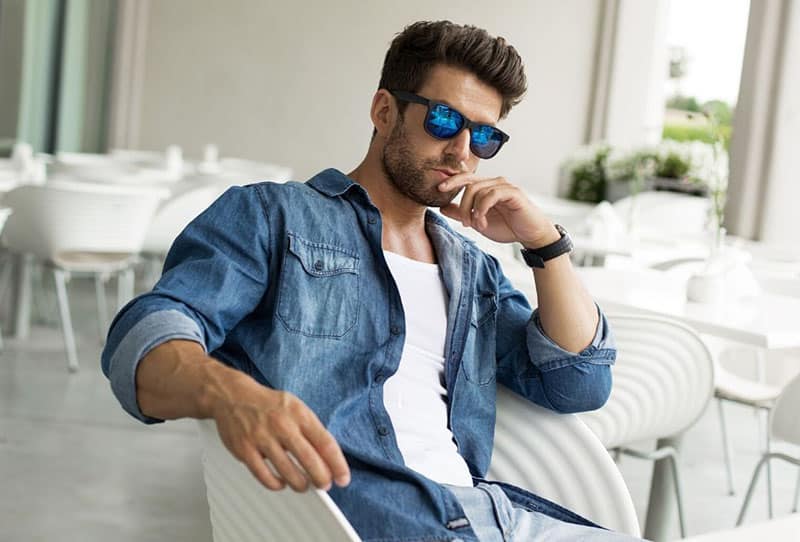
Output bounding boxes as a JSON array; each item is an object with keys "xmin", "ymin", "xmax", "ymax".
[
  {"xmin": 0, "ymin": 181, "xmax": 165, "ymax": 371},
  {"xmin": 736, "ymin": 372, "xmax": 800, "ymax": 525},
  {"xmin": 579, "ymin": 313, "xmax": 715, "ymax": 538},
  {"xmin": 139, "ymin": 183, "xmax": 230, "ymax": 288},
  {"xmin": 197, "ymin": 384, "xmax": 641, "ymax": 542},
  {"xmin": 0, "ymin": 206, "xmax": 13, "ymax": 351}
]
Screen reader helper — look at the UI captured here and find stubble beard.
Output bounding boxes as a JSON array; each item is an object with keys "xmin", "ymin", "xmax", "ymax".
[{"xmin": 381, "ymin": 118, "xmax": 464, "ymax": 208}]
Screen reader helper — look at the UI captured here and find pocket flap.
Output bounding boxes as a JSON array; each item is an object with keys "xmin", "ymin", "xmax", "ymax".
[
  {"xmin": 471, "ymin": 291, "xmax": 498, "ymax": 327},
  {"xmin": 288, "ymin": 234, "xmax": 359, "ymax": 277}
]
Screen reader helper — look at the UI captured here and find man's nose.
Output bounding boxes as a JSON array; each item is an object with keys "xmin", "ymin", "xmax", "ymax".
[{"xmin": 444, "ymin": 128, "xmax": 472, "ymax": 163}]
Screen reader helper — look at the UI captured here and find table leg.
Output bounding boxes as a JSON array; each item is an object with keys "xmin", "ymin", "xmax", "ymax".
[
  {"xmin": 644, "ymin": 434, "xmax": 684, "ymax": 542},
  {"xmin": 12, "ymin": 253, "xmax": 34, "ymax": 340}
]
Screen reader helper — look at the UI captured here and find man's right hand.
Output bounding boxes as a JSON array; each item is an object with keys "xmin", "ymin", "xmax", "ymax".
[
  {"xmin": 136, "ymin": 340, "xmax": 351, "ymax": 492},
  {"xmin": 210, "ymin": 372, "xmax": 351, "ymax": 492}
]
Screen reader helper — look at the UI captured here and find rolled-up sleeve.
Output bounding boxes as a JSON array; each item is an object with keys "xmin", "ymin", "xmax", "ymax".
[
  {"xmin": 526, "ymin": 305, "xmax": 616, "ymax": 372},
  {"xmin": 100, "ymin": 185, "xmax": 271, "ymax": 423},
  {"xmin": 105, "ymin": 309, "xmax": 205, "ymax": 423},
  {"xmin": 494, "ymin": 265, "xmax": 617, "ymax": 414}
]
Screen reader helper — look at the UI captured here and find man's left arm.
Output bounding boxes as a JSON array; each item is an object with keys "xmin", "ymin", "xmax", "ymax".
[{"xmin": 439, "ymin": 173, "xmax": 615, "ymax": 412}]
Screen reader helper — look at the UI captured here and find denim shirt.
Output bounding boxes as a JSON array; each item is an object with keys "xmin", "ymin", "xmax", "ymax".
[{"xmin": 102, "ymin": 168, "xmax": 616, "ymax": 542}]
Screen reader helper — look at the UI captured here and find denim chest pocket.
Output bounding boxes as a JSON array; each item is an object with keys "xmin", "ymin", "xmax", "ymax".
[
  {"xmin": 463, "ymin": 292, "xmax": 498, "ymax": 384},
  {"xmin": 277, "ymin": 233, "xmax": 360, "ymax": 338}
]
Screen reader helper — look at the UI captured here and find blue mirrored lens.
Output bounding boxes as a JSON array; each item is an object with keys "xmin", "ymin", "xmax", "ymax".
[
  {"xmin": 426, "ymin": 104, "xmax": 463, "ymax": 138},
  {"xmin": 470, "ymin": 125, "xmax": 503, "ymax": 158}
]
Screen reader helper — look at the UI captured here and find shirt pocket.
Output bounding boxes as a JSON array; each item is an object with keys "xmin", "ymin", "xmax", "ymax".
[
  {"xmin": 277, "ymin": 233, "xmax": 360, "ymax": 338},
  {"xmin": 463, "ymin": 291, "xmax": 498, "ymax": 385}
]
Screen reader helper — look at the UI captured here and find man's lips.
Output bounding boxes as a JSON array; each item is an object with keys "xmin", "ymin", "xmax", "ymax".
[{"xmin": 433, "ymin": 168, "xmax": 460, "ymax": 180}]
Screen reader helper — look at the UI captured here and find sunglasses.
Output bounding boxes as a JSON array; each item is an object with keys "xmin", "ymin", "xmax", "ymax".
[{"xmin": 388, "ymin": 90, "xmax": 510, "ymax": 159}]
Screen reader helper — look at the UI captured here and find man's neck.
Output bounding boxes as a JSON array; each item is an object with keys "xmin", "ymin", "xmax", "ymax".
[{"xmin": 348, "ymin": 158, "xmax": 437, "ymax": 264}]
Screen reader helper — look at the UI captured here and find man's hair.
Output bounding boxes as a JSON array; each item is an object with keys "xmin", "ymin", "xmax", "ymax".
[{"xmin": 378, "ymin": 20, "xmax": 527, "ymax": 119}]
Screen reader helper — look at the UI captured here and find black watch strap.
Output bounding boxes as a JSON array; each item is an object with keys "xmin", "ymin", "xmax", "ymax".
[{"xmin": 520, "ymin": 224, "xmax": 573, "ymax": 268}]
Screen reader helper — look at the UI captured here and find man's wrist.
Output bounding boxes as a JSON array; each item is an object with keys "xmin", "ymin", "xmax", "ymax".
[{"xmin": 520, "ymin": 224, "xmax": 561, "ymax": 250}]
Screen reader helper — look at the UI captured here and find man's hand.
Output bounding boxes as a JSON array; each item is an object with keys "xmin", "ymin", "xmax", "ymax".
[
  {"xmin": 210, "ymin": 373, "xmax": 352, "ymax": 492},
  {"xmin": 136, "ymin": 340, "xmax": 350, "ymax": 493},
  {"xmin": 437, "ymin": 173, "xmax": 559, "ymax": 248}
]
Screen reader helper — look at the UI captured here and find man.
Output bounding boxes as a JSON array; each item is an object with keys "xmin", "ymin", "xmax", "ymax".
[{"xmin": 103, "ymin": 20, "xmax": 639, "ymax": 541}]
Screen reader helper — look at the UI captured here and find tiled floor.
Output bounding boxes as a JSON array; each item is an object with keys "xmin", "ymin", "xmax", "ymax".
[{"xmin": 0, "ymin": 278, "xmax": 798, "ymax": 541}]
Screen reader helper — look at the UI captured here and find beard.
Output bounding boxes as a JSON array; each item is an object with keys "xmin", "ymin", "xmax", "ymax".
[{"xmin": 381, "ymin": 118, "xmax": 465, "ymax": 207}]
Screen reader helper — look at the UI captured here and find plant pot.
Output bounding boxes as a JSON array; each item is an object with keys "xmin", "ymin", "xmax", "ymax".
[{"xmin": 604, "ymin": 177, "xmax": 655, "ymax": 202}]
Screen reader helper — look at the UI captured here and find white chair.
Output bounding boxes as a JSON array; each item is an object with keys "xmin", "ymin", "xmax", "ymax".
[
  {"xmin": 212, "ymin": 157, "xmax": 292, "ymax": 184},
  {"xmin": 0, "ymin": 182, "xmax": 165, "ymax": 371},
  {"xmin": 139, "ymin": 183, "xmax": 230, "ymax": 287},
  {"xmin": 0, "ymin": 207, "xmax": 12, "ymax": 350},
  {"xmin": 579, "ymin": 313, "xmax": 716, "ymax": 538},
  {"xmin": 488, "ymin": 386, "xmax": 641, "ymax": 536},
  {"xmin": 611, "ymin": 191, "xmax": 710, "ymax": 239},
  {"xmin": 736, "ymin": 372, "xmax": 800, "ymax": 525},
  {"xmin": 197, "ymin": 385, "xmax": 641, "ymax": 541},
  {"xmin": 646, "ymin": 256, "xmax": 788, "ymax": 501}
]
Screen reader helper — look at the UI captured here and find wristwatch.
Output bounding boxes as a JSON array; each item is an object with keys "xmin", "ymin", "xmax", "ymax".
[{"xmin": 519, "ymin": 224, "xmax": 573, "ymax": 268}]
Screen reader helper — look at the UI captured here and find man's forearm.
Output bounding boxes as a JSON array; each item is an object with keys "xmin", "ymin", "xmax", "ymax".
[
  {"xmin": 531, "ymin": 251, "xmax": 599, "ymax": 354},
  {"xmin": 136, "ymin": 339, "xmax": 245, "ymax": 421}
]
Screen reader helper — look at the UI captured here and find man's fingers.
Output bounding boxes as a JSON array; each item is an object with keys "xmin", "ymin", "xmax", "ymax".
[
  {"xmin": 303, "ymin": 423, "xmax": 351, "ymax": 487},
  {"xmin": 456, "ymin": 178, "xmax": 507, "ymax": 227},
  {"xmin": 261, "ymin": 440, "xmax": 311, "ymax": 492},
  {"xmin": 281, "ymin": 432, "xmax": 335, "ymax": 490},
  {"xmin": 436, "ymin": 172, "xmax": 479, "ymax": 192},
  {"xmin": 240, "ymin": 443, "xmax": 286, "ymax": 491},
  {"xmin": 472, "ymin": 186, "xmax": 516, "ymax": 226}
]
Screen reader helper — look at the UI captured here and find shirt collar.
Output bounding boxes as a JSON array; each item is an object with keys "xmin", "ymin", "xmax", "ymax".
[{"xmin": 306, "ymin": 168, "xmax": 361, "ymax": 197}]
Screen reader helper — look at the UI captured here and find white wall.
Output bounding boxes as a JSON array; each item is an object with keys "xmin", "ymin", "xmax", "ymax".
[{"xmin": 121, "ymin": 0, "xmax": 606, "ymax": 194}]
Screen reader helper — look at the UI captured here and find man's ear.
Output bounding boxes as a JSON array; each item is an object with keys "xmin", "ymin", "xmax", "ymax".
[{"xmin": 370, "ymin": 89, "xmax": 396, "ymax": 138}]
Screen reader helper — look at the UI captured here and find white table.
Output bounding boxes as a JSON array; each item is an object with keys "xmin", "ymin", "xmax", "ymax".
[
  {"xmin": 682, "ymin": 514, "xmax": 800, "ymax": 541},
  {"xmin": 577, "ymin": 267, "xmax": 800, "ymax": 350}
]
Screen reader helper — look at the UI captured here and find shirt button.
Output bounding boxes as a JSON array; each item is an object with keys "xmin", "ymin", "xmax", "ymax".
[
  {"xmin": 367, "ymin": 216, "xmax": 377, "ymax": 225},
  {"xmin": 314, "ymin": 260, "xmax": 324, "ymax": 271},
  {"xmin": 374, "ymin": 373, "xmax": 384, "ymax": 384},
  {"xmin": 390, "ymin": 325, "xmax": 402, "ymax": 335},
  {"xmin": 378, "ymin": 426, "xmax": 389, "ymax": 436}
]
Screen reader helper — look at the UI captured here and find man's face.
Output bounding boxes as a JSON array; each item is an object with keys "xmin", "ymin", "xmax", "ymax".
[{"xmin": 381, "ymin": 65, "xmax": 504, "ymax": 207}]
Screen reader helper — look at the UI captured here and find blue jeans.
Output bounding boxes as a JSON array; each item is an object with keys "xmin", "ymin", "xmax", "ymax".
[{"xmin": 446, "ymin": 483, "xmax": 643, "ymax": 541}]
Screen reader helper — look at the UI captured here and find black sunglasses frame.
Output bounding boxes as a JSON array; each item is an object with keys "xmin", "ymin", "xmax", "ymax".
[{"xmin": 388, "ymin": 90, "xmax": 510, "ymax": 159}]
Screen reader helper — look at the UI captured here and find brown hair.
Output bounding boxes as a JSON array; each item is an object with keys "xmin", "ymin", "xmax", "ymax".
[{"xmin": 378, "ymin": 20, "xmax": 527, "ymax": 119}]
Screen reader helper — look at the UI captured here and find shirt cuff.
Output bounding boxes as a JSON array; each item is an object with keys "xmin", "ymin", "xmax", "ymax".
[
  {"xmin": 526, "ymin": 304, "xmax": 616, "ymax": 372},
  {"xmin": 107, "ymin": 309, "xmax": 206, "ymax": 423}
]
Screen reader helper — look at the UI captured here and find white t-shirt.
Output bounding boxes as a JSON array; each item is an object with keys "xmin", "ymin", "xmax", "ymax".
[{"xmin": 382, "ymin": 251, "xmax": 474, "ymax": 487}]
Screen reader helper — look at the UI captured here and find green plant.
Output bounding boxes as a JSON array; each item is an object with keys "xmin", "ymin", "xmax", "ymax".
[
  {"xmin": 656, "ymin": 151, "xmax": 691, "ymax": 179},
  {"xmin": 563, "ymin": 144, "xmax": 610, "ymax": 203}
]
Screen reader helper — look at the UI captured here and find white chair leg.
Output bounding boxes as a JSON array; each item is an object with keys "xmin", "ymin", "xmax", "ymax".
[
  {"xmin": 53, "ymin": 269, "xmax": 79, "ymax": 373},
  {"xmin": 765, "ymin": 410, "xmax": 774, "ymax": 519},
  {"xmin": 737, "ymin": 454, "xmax": 769, "ymax": 526},
  {"xmin": 717, "ymin": 399, "xmax": 736, "ymax": 496},
  {"xmin": 13, "ymin": 253, "xmax": 34, "ymax": 340},
  {"xmin": 117, "ymin": 268, "xmax": 135, "ymax": 310},
  {"xmin": 667, "ymin": 451, "xmax": 687, "ymax": 539},
  {"xmin": 793, "ymin": 468, "xmax": 800, "ymax": 513},
  {"xmin": 95, "ymin": 274, "xmax": 110, "ymax": 343}
]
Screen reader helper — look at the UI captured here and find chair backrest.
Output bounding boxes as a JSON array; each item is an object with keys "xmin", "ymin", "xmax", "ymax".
[
  {"xmin": 580, "ymin": 313, "xmax": 715, "ymax": 449},
  {"xmin": 197, "ymin": 419, "xmax": 361, "ymax": 542},
  {"xmin": 488, "ymin": 386, "xmax": 641, "ymax": 537},
  {"xmin": 771, "ymin": 372, "xmax": 800, "ymax": 445},
  {"xmin": 612, "ymin": 191, "xmax": 710, "ymax": 237},
  {"xmin": 217, "ymin": 158, "xmax": 293, "ymax": 184},
  {"xmin": 142, "ymin": 183, "xmax": 228, "ymax": 254},
  {"xmin": 0, "ymin": 182, "xmax": 165, "ymax": 260}
]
